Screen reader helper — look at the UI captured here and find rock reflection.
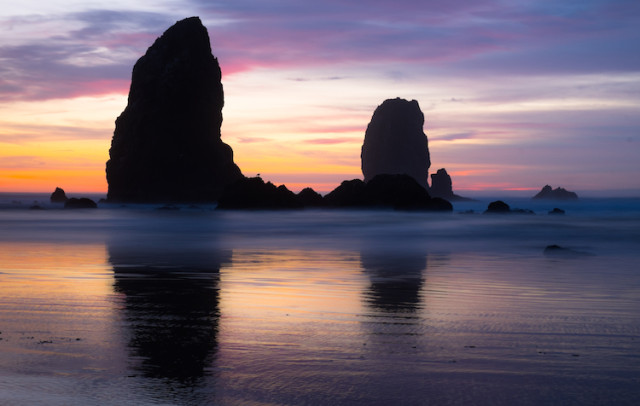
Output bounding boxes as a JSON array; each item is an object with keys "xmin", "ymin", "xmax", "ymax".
[
  {"xmin": 108, "ymin": 239, "xmax": 230, "ymax": 399},
  {"xmin": 360, "ymin": 249, "xmax": 427, "ymax": 313}
]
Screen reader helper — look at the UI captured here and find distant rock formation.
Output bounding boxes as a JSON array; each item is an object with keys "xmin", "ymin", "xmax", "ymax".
[
  {"xmin": 106, "ymin": 17, "xmax": 242, "ymax": 203},
  {"xmin": 325, "ymin": 174, "xmax": 452, "ymax": 211},
  {"xmin": 429, "ymin": 168, "xmax": 471, "ymax": 201},
  {"xmin": 50, "ymin": 187, "xmax": 68, "ymax": 203},
  {"xmin": 548, "ymin": 208, "xmax": 566, "ymax": 215},
  {"xmin": 532, "ymin": 185, "xmax": 578, "ymax": 200},
  {"xmin": 361, "ymin": 98, "xmax": 430, "ymax": 189},
  {"xmin": 64, "ymin": 198, "xmax": 97, "ymax": 209}
]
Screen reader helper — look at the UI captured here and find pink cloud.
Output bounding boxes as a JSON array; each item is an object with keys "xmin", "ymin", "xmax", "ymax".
[{"xmin": 304, "ymin": 137, "xmax": 362, "ymax": 145}]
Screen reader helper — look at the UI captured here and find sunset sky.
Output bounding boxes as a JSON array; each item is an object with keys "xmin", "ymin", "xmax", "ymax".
[{"xmin": 1, "ymin": 0, "xmax": 639, "ymax": 196}]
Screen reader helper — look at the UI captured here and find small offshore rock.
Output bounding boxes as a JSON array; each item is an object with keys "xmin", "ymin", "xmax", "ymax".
[
  {"xmin": 549, "ymin": 208, "xmax": 566, "ymax": 215},
  {"xmin": 50, "ymin": 187, "xmax": 68, "ymax": 203},
  {"xmin": 484, "ymin": 200, "xmax": 511, "ymax": 213},
  {"xmin": 430, "ymin": 168, "xmax": 472, "ymax": 201},
  {"xmin": 64, "ymin": 198, "xmax": 98, "ymax": 209},
  {"xmin": 533, "ymin": 185, "xmax": 578, "ymax": 200}
]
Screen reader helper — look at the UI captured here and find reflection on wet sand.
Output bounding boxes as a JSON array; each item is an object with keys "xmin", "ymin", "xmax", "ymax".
[
  {"xmin": 360, "ymin": 249, "xmax": 427, "ymax": 313},
  {"xmin": 108, "ymin": 240, "xmax": 230, "ymax": 402}
]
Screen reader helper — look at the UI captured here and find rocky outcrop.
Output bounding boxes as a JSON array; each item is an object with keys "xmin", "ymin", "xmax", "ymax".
[
  {"xmin": 50, "ymin": 187, "xmax": 68, "ymax": 203},
  {"xmin": 64, "ymin": 198, "xmax": 97, "ymax": 209},
  {"xmin": 323, "ymin": 179, "xmax": 368, "ymax": 207},
  {"xmin": 106, "ymin": 17, "xmax": 242, "ymax": 203},
  {"xmin": 216, "ymin": 177, "xmax": 302, "ymax": 209},
  {"xmin": 429, "ymin": 168, "xmax": 471, "ymax": 201},
  {"xmin": 532, "ymin": 185, "xmax": 578, "ymax": 200},
  {"xmin": 361, "ymin": 98, "xmax": 430, "ymax": 189},
  {"xmin": 325, "ymin": 174, "xmax": 452, "ymax": 211},
  {"xmin": 297, "ymin": 187, "xmax": 326, "ymax": 207}
]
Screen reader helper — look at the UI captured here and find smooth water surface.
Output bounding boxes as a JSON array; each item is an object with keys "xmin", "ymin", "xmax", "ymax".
[{"xmin": 0, "ymin": 197, "xmax": 639, "ymax": 405}]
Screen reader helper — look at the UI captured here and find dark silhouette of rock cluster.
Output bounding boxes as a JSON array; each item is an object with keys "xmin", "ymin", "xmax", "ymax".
[
  {"xmin": 324, "ymin": 174, "xmax": 452, "ymax": 211},
  {"xmin": 216, "ymin": 177, "xmax": 303, "ymax": 209},
  {"xmin": 217, "ymin": 174, "xmax": 452, "ymax": 211},
  {"xmin": 95, "ymin": 17, "xmax": 590, "ymax": 211},
  {"xmin": 46, "ymin": 187, "xmax": 97, "ymax": 209},
  {"xmin": 216, "ymin": 177, "xmax": 330, "ymax": 209},
  {"xmin": 361, "ymin": 98, "xmax": 431, "ymax": 189},
  {"xmin": 100, "ymin": 18, "xmax": 460, "ymax": 211},
  {"xmin": 106, "ymin": 17, "xmax": 242, "ymax": 203},
  {"xmin": 64, "ymin": 198, "xmax": 98, "ymax": 209},
  {"xmin": 532, "ymin": 185, "xmax": 578, "ymax": 200}
]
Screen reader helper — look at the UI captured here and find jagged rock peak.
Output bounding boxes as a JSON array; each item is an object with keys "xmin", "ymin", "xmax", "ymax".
[
  {"xmin": 361, "ymin": 98, "xmax": 430, "ymax": 189},
  {"xmin": 106, "ymin": 17, "xmax": 242, "ymax": 203},
  {"xmin": 50, "ymin": 187, "xmax": 68, "ymax": 203},
  {"xmin": 532, "ymin": 185, "xmax": 578, "ymax": 200}
]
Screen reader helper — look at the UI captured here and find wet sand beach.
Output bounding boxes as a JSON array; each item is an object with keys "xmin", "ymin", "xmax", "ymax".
[{"xmin": 1, "ymin": 199, "xmax": 639, "ymax": 405}]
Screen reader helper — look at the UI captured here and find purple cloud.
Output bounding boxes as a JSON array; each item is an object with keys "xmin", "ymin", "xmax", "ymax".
[
  {"xmin": 194, "ymin": 0, "xmax": 640, "ymax": 76},
  {"xmin": 0, "ymin": 11, "xmax": 174, "ymax": 101},
  {"xmin": 2, "ymin": 1, "xmax": 638, "ymax": 102}
]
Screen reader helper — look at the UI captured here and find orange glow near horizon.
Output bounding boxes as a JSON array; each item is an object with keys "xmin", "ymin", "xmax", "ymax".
[
  {"xmin": 0, "ymin": 72, "xmax": 634, "ymax": 195},
  {"xmin": 0, "ymin": 136, "xmax": 110, "ymax": 193}
]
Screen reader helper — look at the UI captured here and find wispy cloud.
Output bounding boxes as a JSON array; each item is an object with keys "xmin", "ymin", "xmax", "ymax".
[
  {"xmin": 304, "ymin": 137, "xmax": 361, "ymax": 145},
  {"xmin": 2, "ymin": 1, "xmax": 639, "ymax": 102},
  {"xmin": 236, "ymin": 136, "xmax": 274, "ymax": 143},
  {"xmin": 0, "ymin": 10, "xmax": 173, "ymax": 101}
]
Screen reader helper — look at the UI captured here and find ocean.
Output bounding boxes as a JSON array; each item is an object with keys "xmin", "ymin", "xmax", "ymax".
[{"xmin": 0, "ymin": 193, "xmax": 639, "ymax": 405}]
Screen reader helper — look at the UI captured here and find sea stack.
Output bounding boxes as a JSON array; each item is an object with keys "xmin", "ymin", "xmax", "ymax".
[
  {"xmin": 361, "ymin": 98, "xmax": 431, "ymax": 189},
  {"xmin": 430, "ymin": 168, "xmax": 454, "ymax": 199},
  {"xmin": 430, "ymin": 168, "xmax": 471, "ymax": 201},
  {"xmin": 106, "ymin": 17, "xmax": 242, "ymax": 203}
]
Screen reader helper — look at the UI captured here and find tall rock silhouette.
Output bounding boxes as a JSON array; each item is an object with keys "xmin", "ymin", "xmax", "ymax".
[
  {"xmin": 106, "ymin": 17, "xmax": 242, "ymax": 202},
  {"xmin": 361, "ymin": 98, "xmax": 431, "ymax": 189}
]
